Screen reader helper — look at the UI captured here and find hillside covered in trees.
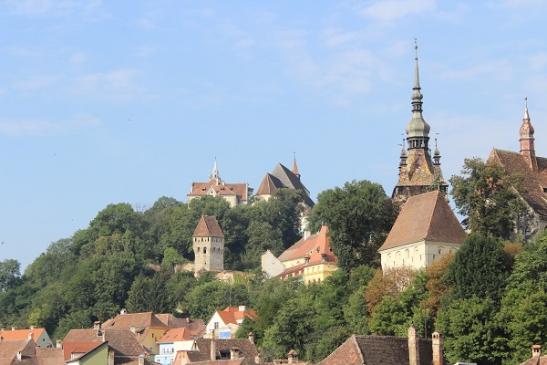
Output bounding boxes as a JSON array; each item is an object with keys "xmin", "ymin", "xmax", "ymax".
[{"xmin": 0, "ymin": 170, "xmax": 546, "ymax": 365}]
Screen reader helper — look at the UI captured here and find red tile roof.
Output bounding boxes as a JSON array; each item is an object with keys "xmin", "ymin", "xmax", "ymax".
[
  {"xmin": 278, "ymin": 226, "xmax": 336, "ymax": 263},
  {"xmin": 216, "ymin": 307, "xmax": 257, "ymax": 326},
  {"xmin": 62, "ymin": 328, "xmax": 145, "ymax": 361},
  {"xmin": 102, "ymin": 312, "xmax": 167, "ymax": 330},
  {"xmin": 0, "ymin": 339, "xmax": 35, "ymax": 364},
  {"xmin": 188, "ymin": 180, "xmax": 248, "ymax": 203},
  {"xmin": 157, "ymin": 328, "xmax": 193, "ymax": 344},
  {"xmin": 193, "ymin": 216, "xmax": 224, "ymax": 238},
  {"xmin": 35, "ymin": 347, "xmax": 64, "ymax": 365},
  {"xmin": 0, "ymin": 328, "xmax": 47, "ymax": 343},
  {"xmin": 489, "ymin": 149, "xmax": 547, "ymax": 219},
  {"xmin": 379, "ymin": 190, "xmax": 466, "ymax": 251}
]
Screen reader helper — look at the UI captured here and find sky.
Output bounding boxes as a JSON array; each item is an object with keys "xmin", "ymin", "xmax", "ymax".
[{"xmin": 0, "ymin": 0, "xmax": 546, "ymax": 268}]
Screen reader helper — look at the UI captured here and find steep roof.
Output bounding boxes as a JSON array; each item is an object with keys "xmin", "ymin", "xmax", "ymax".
[
  {"xmin": 317, "ymin": 335, "xmax": 434, "ymax": 365},
  {"xmin": 35, "ymin": 348, "xmax": 64, "ymax": 365},
  {"xmin": 155, "ymin": 314, "xmax": 205, "ymax": 336},
  {"xmin": 520, "ymin": 355, "xmax": 547, "ymax": 365},
  {"xmin": 489, "ymin": 149, "xmax": 547, "ymax": 219},
  {"xmin": 194, "ymin": 339, "xmax": 258, "ymax": 365},
  {"xmin": 256, "ymin": 163, "xmax": 314, "ymax": 207},
  {"xmin": 379, "ymin": 190, "xmax": 466, "ymax": 251},
  {"xmin": 193, "ymin": 216, "xmax": 224, "ymax": 238},
  {"xmin": 0, "ymin": 328, "xmax": 47, "ymax": 343},
  {"xmin": 216, "ymin": 307, "xmax": 257, "ymax": 326},
  {"xmin": 62, "ymin": 328, "xmax": 145, "ymax": 361},
  {"xmin": 102, "ymin": 311, "xmax": 167, "ymax": 330},
  {"xmin": 0, "ymin": 339, "xmax": 36, "ymax": 365},
  {"xmin": 278, "ymin": 226, "xmax": 336, "ymax": 263}
]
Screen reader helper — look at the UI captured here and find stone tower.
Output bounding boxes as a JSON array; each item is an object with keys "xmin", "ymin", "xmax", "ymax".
[
  {"xmin": 392, "ymin": 42, "xmax": 447, "ymax": 204},
  {"xmin": 193, "ymin": 215, "xmax": 225, "ymax": 273}
]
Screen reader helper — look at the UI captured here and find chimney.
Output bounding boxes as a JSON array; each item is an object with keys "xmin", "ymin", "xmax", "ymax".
[
  {"xmin": 138, "ymin": 355, "xmax": 145, "ymax": 365},
  {"xmin": 532, "ymin": 344, "xmax": 542, "ymax": 358},
  {"xmin": 17, "ymin": 351, "xmax": 22, "ymax": 361},
  {"xmin": 288, "ymin": 349, "xmax": 298, "ymax": 364},
  {"xmin": 432, "ymin": 331, "xmax": 443, "ymax": 365},
  {"xmin": 27, "ymin": 331, "xmax": 33, "ymax": 341},
  {"xmin": 230, "ymin": 347, "xmax": 241, "ymax": 360},
  {"xmin": 130, "ymin": 326, "xmax": 136, "ymax": 334},
  {"xmin": 93, "ymin": 321, "xmax": 101, "ymax": 334},
  {"xmin": 408, "ymin": 326, "xmax": 420, "ymax": 365},
  {"xmin": 238, "ymin": 305, "xmax": 246, "ymax": 312},
  {"xmin": 30, "ymin": 326, "xmax": 34, "ymax": 330},
  {"xmin": 248, "ymin": 331, "xmax": 255, "ymax": 344},
  {"xmin": 56, "ymin": 340, "xmax": 63, "ymax": 349},
  {"xmin": 210, "ymin": 330, "xmax": 216, "ymax": 361},
  {"xmin": 11, "ymin": 327, "xmax": 16, "ymax": 331},
  {"xmin": 120, "ymin": 308, "xmax": 127, "ymax": 315},
  {"xmin": 0, "ymin": 335, "xmax": 3, "ymax": 343}
]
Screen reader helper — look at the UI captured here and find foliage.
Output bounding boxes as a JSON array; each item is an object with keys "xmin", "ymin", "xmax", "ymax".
[
  {"xmin": 0, "ymin": 259, "xmax": 21, "ymax": 292},
  {"xmin": 450, "ymin": 158, "xmax": 525, "ymax": 240},
  {"xmin": 444, "ymin": 233, "xmax": 511, "ymax": 301},
  {"xmin": 436, "ymin": 296, "xmax": 505, "ymax": 365},
  {"xmin": 308, "ymin": 180, "xmax": 395, "ymax": 270}
]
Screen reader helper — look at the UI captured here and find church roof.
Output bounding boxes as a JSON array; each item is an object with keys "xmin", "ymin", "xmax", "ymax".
[
  {"xmin": 188, "ymin": 180, "xmax": 248, "ymax": 201},
  {"xmin": 256, "ymin": 163, "xmax": 314, "ymax": 207},
  {"xmin": 193, "ymin": 216, "xmax": 224, "ymax": 238},
  {"xmin": 379, "ymin": 190, "xmax": 466, "ymax": 251},
  {"xmin": 489, "ymin": 148, "xmax": 547, "ymax": 218}
]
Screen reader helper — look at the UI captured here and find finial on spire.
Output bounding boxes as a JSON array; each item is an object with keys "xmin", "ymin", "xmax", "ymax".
[{"xmin": 523, "ymin": 96, "xmax": 530, "ymax": 120}]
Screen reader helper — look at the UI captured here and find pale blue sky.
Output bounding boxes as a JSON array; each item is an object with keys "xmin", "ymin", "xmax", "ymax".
[{"xmin": 0, "ymin": 0, "xmax": 546, "ymax": 267}]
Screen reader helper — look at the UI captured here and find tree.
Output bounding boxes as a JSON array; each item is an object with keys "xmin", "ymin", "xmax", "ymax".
[
  {"xmin": 450, "ymin": 158, "xmax": 525, "ymax": 240},
  {"xmin": 436, "ymin": 297, "xmax": 505, "ymax": 365},
  {"xmin": 497, "ymin": 232, "xmax": 547, "ymax": 364},
  {"xmin": 183, "ymin": 280, "xmax": 249, "ymax": 320},
  {"xmin": 308, "ymin": 180, "xmax": 395, "ymax": 270},
  {"xmin": 444, "ymin": 233, "xmax": 511, "ymax": 301},
  {"xmin": 0, "ymin": 259, "xmax": 21, "ymax": 292}
]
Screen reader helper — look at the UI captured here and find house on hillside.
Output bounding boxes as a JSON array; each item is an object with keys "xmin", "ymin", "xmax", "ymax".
[
  {"xmin": 155, "ymin": 328, "xmax": 195, "ymax": 365},
  {"xmin": 0, "ymin": 327, "xmax": 53, "ymax": 348},
  {"xmin": 261, "ymin": 226, "xmax": 338, "ymax": 285},
  {"xmin": 100, "ymin": 310, "xmax": 204, "ymax": 354},
  {"xmin": 205, "ymin": 306, "xmax": 257, "ymax": 339},
  {"xmin": 62, "ymin": 324, "xmax": 150, "ymax": 364},
  {"xmin": 379, "ymin": 190, "xmax": 466, "ymax": 271},
  {"xmin": 317, "ymin": 326, "xmax": 445, "ymax": 365},
  {"xmin": 0, "ymin": 338, "xmax": 63, "ymax": 365},
  {"xmin": 187, "ymin": 160, "xmax": 250, "ymax": 207},
  {"xmin": 173, "ymin": 337, "xmax": 259, "ymax": 365},
  {"xmin": 487, "ymin": 101, "xmax": 546, "ymax": 239}
]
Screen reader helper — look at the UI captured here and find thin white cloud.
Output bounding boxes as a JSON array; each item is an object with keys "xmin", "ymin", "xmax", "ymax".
[
  {"xmin": 361, "ymin": 0, "xmax": 437, "ymax": 22},
  {"xmin": 0, "ymin": 115, "xmax": 101, "ymax": 137},
  {"xmin": 69, "ymin": 52, "xmax": 87, "ymax": 66}
]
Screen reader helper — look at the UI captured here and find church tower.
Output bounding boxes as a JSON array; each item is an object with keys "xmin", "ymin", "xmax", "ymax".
[
  {"xmin": 519, "ymin": 97, "xmax": 538, "ymax": 171},
  {"xmin": 392, "ymin": 42, "xmax": 447, "ymax": 203},
  {"xmin": 192, "ymin": 215, "xmax": 225, "ymax": 274}
]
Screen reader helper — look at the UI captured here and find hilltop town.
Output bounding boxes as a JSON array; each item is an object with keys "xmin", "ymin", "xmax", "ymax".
[{"xmin": 0, "ymin": 46, "xmax": 546, "ymax": 365}]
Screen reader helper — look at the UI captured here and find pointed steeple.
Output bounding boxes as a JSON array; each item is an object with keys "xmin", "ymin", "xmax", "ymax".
[
  {"xmin": 292, "ymin": 153, "xmax": 301, "ymax": 179},
  {"xmin": 406, "ymin": 39, "xmax": 431, "ymax": 149},
  {"xmin": 433, "ymin": 138, "xmax": 441, "ymax": 166},
  {"xmin": 209, "ymin": 158, "xmax": 221, "ymax": 182},
  {"xmin": 519, "ymin": 97, "xmax": 538, "ymax": 171}
]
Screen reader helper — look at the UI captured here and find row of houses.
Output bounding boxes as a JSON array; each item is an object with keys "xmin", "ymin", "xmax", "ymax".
[{"xmin": 1, "ymin": 321, "xmax": 545, "ymax": 365}]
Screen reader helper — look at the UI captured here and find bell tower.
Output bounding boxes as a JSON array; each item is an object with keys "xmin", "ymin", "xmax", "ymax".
[
  {"xmin": 192, "ymin": 215, "xmax": 225, "ymax": 274},
  {"xmin": 519, "ymin": 97, "xmax": 538, "ymax": 171},
  {"xmin": 392, "ymin": 41, "xmax": 447, "ymax": 203}
]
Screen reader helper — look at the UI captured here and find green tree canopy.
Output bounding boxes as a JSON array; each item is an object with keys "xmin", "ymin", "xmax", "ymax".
[{"xmin": 308, "ymin": 180, "xmax": 395, "ymax": 270}]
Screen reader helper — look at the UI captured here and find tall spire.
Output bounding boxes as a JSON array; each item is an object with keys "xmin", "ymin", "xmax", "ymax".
[
  {"xmin": 210, "ymin": 158, "xmax": 221, "ymax": 182},
  {"xmin": 406, "ymin": 39, "xmax": 430, "ymax": 148},
  {"xmin": 292, "ymin": 152, "xmax": 301, "ymax": 179},
  {"xmin": 519, "ymin": 97, "xmax": 537, "ymax": 171}
]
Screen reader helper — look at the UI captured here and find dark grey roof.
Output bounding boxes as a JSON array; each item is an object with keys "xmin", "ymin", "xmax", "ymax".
[{"xmin": 270, "ymin": 163, "xmax": 314, "ymax": 207}]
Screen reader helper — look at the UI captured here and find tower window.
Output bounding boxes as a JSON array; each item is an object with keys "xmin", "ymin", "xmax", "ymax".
[{"xmin": 204, "ymin": 248, "xmax": 207, "ymax": 254}]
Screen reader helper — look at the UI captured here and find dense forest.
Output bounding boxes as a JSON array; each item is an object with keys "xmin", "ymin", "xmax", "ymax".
[{"xmin": 0, "ymin": 159, "xmax": 546, "ymax": 365}]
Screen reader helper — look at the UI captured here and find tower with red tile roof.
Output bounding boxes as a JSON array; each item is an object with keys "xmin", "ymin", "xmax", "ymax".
[{"xmin": 193, "ymin": 216, "xmax": 225, "ymax": 274}]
